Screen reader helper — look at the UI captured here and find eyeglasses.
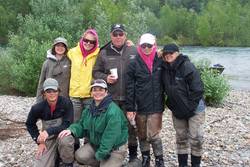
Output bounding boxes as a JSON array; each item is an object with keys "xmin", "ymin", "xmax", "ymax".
[
  {"xmin": 82, "ymin": 38, "xmax": 96, "ymax": 45},
  {"xmin": 45, "ymin": 89, "xmax": 58, "ymax": 94},
  {"xmin": 112, "ymin": 31, "xmax": 124, "ymax": 37},
  {"xmin": 141, "ymin": 43, "xmax": 153, "ymax": 49}
]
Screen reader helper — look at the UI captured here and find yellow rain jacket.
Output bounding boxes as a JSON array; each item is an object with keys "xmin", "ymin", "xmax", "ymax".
[{"xmin": 68, "ymin": 43, "xmax": 100, "ymax": 98}]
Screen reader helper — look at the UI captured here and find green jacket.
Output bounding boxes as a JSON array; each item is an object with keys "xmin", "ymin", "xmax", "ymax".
[{"xmin": 68, "ymin": 100, "xmax": 128, "ymax": 160}]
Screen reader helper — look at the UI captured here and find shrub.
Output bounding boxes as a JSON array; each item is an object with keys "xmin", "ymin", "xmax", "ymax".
[{"xmin": 195, "ymin": 59, "xmax": 230, "ymax": 105}]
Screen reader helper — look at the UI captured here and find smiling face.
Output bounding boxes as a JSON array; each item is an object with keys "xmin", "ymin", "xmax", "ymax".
[
  {"xmin": 83, "ymin": 33, "xmax": 96, "ymax": 51},
  {"xmin": 141, "ymin": 43, "xmax": 153, "ymax": 55},
  {"xmin": 163, "ymin": 52, "xmax": 179, "ymax": 63},
  {"xmin": 110, "ymin": 30, "xmax": 126, "ymax": 48},
  {"xmin": 44, "ymin": 89, "xmax": 59, "ymax": 104},
  {"xmin": 54, "ymin": 43, "xmax": 66, "ymax": 56},
  {"xmin": 91, "ymin": 87, "xmax": 108, "ymax": 104}
]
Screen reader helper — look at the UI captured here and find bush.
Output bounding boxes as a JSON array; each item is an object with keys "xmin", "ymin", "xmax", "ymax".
[{"xmin": 196, "ymin": 59, "xmax": 230, "ymax": 106}]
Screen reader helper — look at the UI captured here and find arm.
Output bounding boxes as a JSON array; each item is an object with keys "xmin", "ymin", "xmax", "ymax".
[
  {"xmin": 92, "ymin": 51, "xmax": 108, "ymax": 81},
  {"xmin": 125, "ymin": 59, "xmax": 136, "ymax": 112},
  {"xmin": 36, "ymin": 61, "xmax": 47, "ymax": 103},
  {"xmin": 67, "ymin": 108, "xmax": 87, "ymax": 138},
  {"xmin": 95, "ymin": 108, "xmax": 122, "ymax": 160},
  {"xmin": 185, "ymin": 62, "xmax": 204, "ymax": 111},
  {"xmin": 26, "ymin": 106, "xmax": 40, "ymax": 143}
]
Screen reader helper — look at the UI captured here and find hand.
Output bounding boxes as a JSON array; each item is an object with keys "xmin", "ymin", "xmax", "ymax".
[
  {"xmin": 58, "ymin": 130, "xmax": 72, "ymax": 138},
  {"xmin": 126, "ymin": 40, "xmax": 134, "ymax": 46},
  {"xmin": 127, "ymin": 111, "xmax": 137, "ymax": 127},
  {"xmin": 107, "ymin": 74, "xmax": 118, "ymax": 84},
  {"xmin": 126, "ymin": 111, "xmax": 136, "ymax": 121},
  {"xmin": 157, "ymin": 49, "xmax": 163, "ymax": 58},
  {"xmin": 36, "ymin": 143, "xmax": 47, "ymax": 159},
  {"xmin": 37, "ymin": 130, "xmax": 49, "ymax": 143}
]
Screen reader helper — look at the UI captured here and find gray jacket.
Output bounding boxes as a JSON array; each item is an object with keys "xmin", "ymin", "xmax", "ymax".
[
  {"xmin": 36, "ymin": 50, "xmax": 71, "ymax": 102},
  {"xmin": 93, "ymin": 43, "xmax": 137, "ymax": 101}
]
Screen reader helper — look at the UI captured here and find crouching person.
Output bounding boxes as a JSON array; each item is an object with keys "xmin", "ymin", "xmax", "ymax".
[
  {"xmin": 26, "ymin": 78, "xmax": 74, "ymax": 167},
  {"xmin": 59, "ymin": 79, "xmax": 128, "ymax": 167}
]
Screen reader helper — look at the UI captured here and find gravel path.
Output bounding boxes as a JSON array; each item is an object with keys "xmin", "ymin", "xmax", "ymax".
[{"xmin": 0, "ymin": 90, "xmax": 249, "ymax": 167}]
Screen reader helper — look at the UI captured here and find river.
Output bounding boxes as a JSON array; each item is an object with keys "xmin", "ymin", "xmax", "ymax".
[
  {"xmin": 1, "ymin": 46, "xmax": 250, "ymax": 90},
  {"xmin": 181, "ymin": 46, "xmax": 250, "ymax": 90}
]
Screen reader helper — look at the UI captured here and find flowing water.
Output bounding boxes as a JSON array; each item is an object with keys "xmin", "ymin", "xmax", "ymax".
[{"xmin": 181, "ymin": 46, "xmax": 250, "ymax": 90}]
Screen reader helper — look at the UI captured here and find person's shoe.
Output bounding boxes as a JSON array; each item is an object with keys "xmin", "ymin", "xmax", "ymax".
[
  {"xmin": 191, "ymin": 155, "xmax": 201, "ymax": 167},
  {"xmin": 127, "ymin": 157, "xmax": 142, "ymax": 167},
  {"xmin": 155, "ymin": 155, "xmax": 165, "ymax": 167},
  {"xmin": 178, "ymin": 154, "xmax": 188, "ymax": 167},
  {"xmin": 141, "ymin": 151, "xmax": 150, "ymax": 167},
  {"xmin": 128, "ymin": 145, "xmax": 138, "ymax": 162}
]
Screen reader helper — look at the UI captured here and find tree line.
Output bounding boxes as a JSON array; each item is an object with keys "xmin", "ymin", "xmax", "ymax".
[
  {"xmin": 0, "ymin": 0, "xmax": 233, "ymax": 104},
  {"xmin": 1, "ymin": 0, "xmax": 250, "ymax": 46}
]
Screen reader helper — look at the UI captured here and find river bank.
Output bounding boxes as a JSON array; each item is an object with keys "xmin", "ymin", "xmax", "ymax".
[{"xmin": 0, "ymin": 90, "xmax": 249, "ymax": 166}]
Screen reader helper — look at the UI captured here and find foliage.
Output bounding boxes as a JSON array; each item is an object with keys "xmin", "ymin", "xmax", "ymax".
[
  {"xmin": 0, "ymin": 0, "xmax": 31, "ymax": 44},
  {"xmin": 0, "ymin": 0, "xmax": 248, "ymax": 96},
  {"xmin": 195, "ymin": 59, "xmax": 230, "ymax": 105}
]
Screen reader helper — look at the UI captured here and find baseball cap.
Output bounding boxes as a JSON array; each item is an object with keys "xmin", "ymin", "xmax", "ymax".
[
  {"xmin": 91, "ymin": 79, "xmax": 108, "ymax": 89},
  {"xmin": 43, "ymin": 78, "xmax": 59, "ymax": 91},
  {"xmin": 162, "ymin": 43, "xmax": 179, "ymax": 53},
  {"xmin": 53, "ymin": 37, "xmax": 68, "ymax": 47},
  {"xmin": 110, "ymin": 24, "xmax": 126, "ymax": 33},
  {"xmin": 139, "ymin": 33, "xmax": 156, "ymax": 45}
]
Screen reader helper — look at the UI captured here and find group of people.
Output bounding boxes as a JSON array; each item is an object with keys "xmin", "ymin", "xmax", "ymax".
[{"xmin": 26, "ymin": 23, "xmax": 205, "ymax": 167}]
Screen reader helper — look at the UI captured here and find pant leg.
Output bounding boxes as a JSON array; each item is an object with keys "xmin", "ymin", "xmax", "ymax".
[
  {"xmin": 35, "ymin": 139, "xmax": 58, "ymax": 167},
  {"xmin": 188, "ymin": 111, "xmax": 205, "ymax": 156},
  {"xmin": 147, "ymin": 113, "xmax": 164, "ymax": 156},
  {"xmin": 172, "ymin": 115, "xmax": 189, "ymax": 155},
  {"xmin": 70, "ymin": 97, "xmax": 84, "ymax": 122},
  {"xmin": 116, "ymin": 101, "xmax": 138, "ymax": 147},
  {"xmin": 58, "ymin": 135, "xmax": 75, "ymax": 164},
  {"xmin": 75, "ymin": 143, "xmax": 99, "ymax": 166},
  {"xmin": 100, "ymin": 144, "xmax": 127, "ymax": 167},
  {"xmin": 136, "ymin": 114, "xmax": 150, "ymax": 152}
]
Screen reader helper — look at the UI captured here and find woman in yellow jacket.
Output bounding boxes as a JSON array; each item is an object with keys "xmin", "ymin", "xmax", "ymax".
[{"xmin": 67, "ymin": 29, "xmax": 100, "ymax": 122}]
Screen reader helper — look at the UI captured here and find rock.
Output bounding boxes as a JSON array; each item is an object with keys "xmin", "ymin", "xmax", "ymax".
[{"xmin": 1, "ymin": 90, "xmax": 250, "ymax": 166}]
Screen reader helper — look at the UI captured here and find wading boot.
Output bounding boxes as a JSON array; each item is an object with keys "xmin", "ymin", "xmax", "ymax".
[{"xmin": 178, "ymin": 154, "xmax": 188, "ymax": 167}]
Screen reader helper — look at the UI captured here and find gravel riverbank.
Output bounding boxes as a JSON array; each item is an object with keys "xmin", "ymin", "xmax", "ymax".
[{"xmin": 0, "ymin": 90, "xmax": 249, "ymax": 167}]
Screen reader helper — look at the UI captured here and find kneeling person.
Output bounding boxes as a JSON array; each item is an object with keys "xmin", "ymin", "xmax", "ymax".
[
  {"xmin": 59, "ymin": 79, "xmax": 128, "ymax": 167},
  {"xmin": 26, "ymin": 78, "xmax": 74, "ymax": 167}
]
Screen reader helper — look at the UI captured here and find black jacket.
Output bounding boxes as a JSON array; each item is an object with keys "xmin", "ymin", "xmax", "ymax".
[
  {"xmin": 26, "ymin": 96, "xmax": 73, "ymax": 143},
  {"xmin": 125, "ymin": 53, "xmax": 164, "ymax": 114},
  {"xmin": 162, "ymin": 54, "xmax": 204, "ymax": 119},
  {"xmin": 93, "ymin": 42, "xmax": 137, "ymax": 101}
]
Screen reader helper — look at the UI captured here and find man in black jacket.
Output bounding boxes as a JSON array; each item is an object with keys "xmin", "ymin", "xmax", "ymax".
[{"xmin": 26, "ymin": 78, "xmax": 74, "ymax": 167}]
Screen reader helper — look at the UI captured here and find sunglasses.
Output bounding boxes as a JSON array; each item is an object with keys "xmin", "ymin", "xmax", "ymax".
[
  {"xmin": 45, "ymin": 89, "xmax": 58, "ymax": 93},
  {"xmin": 141, "ymin": 43, "xmax": 153, "ymax": 49},
  {"xmin": 112, "ymin": 31, "xmax": 124, "ymax": 37},
  {"xmin": 82, "ymin": 38, "xmax": 96, "ymax": 45},
  {"xmin": 163, "ymin": 52, "xmax": 174, "ymax": 56}
]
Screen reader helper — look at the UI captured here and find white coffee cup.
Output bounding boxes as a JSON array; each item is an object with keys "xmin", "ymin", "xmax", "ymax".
[{"xmin": 110, "ymin": 68, "xmax": 118, "ymax": 79}]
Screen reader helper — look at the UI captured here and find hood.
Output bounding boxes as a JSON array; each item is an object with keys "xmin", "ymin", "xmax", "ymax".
[{"xmin": 46, "ymin": 49, "xmax": 57, "ymax": 61}]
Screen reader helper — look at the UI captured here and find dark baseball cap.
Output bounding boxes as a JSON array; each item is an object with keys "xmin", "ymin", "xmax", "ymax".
[
  {"xmin": 110, "ymin": 24, "xmax": 126, "ymax": 33},
  {"xmin": 163, "ymin": 43, "xmax": 179, "ymax": 53}
]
